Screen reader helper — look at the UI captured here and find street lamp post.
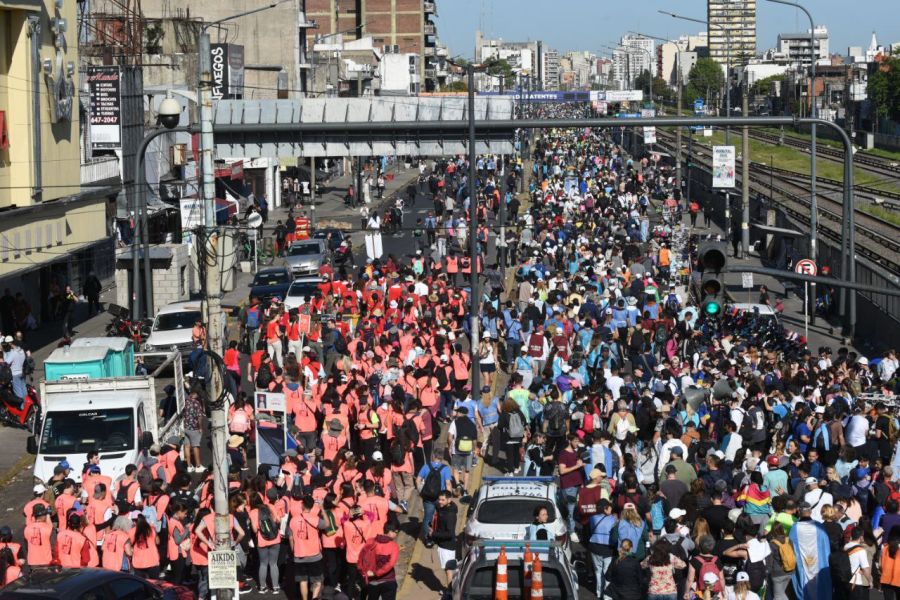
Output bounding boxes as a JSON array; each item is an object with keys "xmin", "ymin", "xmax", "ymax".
[{"xmin": 766, "ymin": 0, "xmax": 819, "ymax": 323}]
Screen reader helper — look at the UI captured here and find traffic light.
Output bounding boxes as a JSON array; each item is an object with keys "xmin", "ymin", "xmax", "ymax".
[{"xmin": 696, "ymin": 242, "xmax": 727, "ymax": 317}]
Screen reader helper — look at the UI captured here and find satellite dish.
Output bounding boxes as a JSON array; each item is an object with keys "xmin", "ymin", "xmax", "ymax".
[{"xmin": 247, "ymin": 212, "xmax": 263, "ymax": 229}]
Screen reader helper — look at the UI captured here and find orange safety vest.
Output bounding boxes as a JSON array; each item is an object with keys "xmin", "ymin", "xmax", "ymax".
[
  {"xmin": 132, "ymin": 529, "xmax": 159, "ymax": 569},
  {"xmin": 292, "ymin": 395, "xmax": 318, "ymax": 433},
  {"xmin": 250, "ymin": 508, "xmax": 281, "ymax": 549},
  {"xmin": 55, "ymin": 494, "xmax": 76, "ymax": 530},
  {"xmin": 167, "ymin": 519, "xmax": 188, "ymax": 561},
  {"xmin": 57, "ymin": 529, "xmax": 89, "ymax": 568},
  {"xmin": 445, "ymin": 256, "xmax": 459, "ymax": 274},
  {"xmin": 290, "ymin": 506, "xmax": 322, "ymax": 558},
  {"xmin": 102, "ymin": 529, "xmax": 131, "ymax": 571},
  {"xmin": 86, "ymin": 497, "xmax": 113, "ymax": 540},
  {"xmin": 23, "ymin": 521, "xmax": 52, "ymax": 566},
  {"xmin": 359, "ymin": 494, "xmax": 389, "ymax": 535},
  {"xmin": 341, "ymin": 516, "xmax": 371, "ymax": 564}
]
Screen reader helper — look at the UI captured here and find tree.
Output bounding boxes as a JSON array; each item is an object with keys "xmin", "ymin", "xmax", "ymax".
[
  {"xmin": 652, "ymin": 76, "xmax": 674, "ymax": 104},
  {"xmin": 445, "ymin": 80, "xmax": 468, "ymax": 93},
  {"xmin": 634, "ymin": 70, "xmax": 652, "ymax": 97},
  {"xmin": 868, "ymin": 49, "xmax": 900, "ymax": 131},
  {"xmin": 686, "ymin": 58, "xmax": 725, "ymax": 109},
  {"xmin": 481, "ymin": 57, "xmax": 515, "ymax": 85},
  {"xmin": 749, "ymin": 74, "xmax": 784, "ymax": 98}
]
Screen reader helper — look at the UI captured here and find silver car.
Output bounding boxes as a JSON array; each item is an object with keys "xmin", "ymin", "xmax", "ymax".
[{"xmin": 283, "ymin": 239, "xmax": 326, "ymax": 278}]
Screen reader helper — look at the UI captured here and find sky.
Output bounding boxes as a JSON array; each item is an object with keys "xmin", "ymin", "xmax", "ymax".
[{"xmin": 436, "ymin": 0, "xmax": 900, "ymax": 62}]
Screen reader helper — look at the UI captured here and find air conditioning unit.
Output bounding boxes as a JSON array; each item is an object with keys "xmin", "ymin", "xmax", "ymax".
[
  {"xmin": 383, "ymin": 45, "xmax": 392, "ymax": 54},
  {"xmin": 393, "ymin": 44, "xmax": 400, "ymax": 53}
]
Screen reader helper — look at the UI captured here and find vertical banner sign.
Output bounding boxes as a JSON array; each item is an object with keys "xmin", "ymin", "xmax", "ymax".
[
  {"xmin": 87, "ymin": 66, "xmax": 122, "ymax": 149},
  {"xmin": 211, "ymin": 43, "xmax": 228, "ymax": 99},
  {"xmin": 712, "ymin": 146, "xmax": 736, "ymax": 188},
  {"xmin": 211, "ymin": 44, "xmax": 245, "ymax": 100},
  {"xmin": 641, "ymin": 107, "xmax": 656, "ymax": 144}
]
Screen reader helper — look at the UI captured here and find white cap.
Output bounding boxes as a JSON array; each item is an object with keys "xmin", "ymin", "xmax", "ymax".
[
  {"xmin": 372, "ymin": 451, "xmax": 384, "ymax": 462},
  {"xmin": 858, "ymin": 356, "xmax": 869, "ymax": 366},
  {"xmin": 703, "ymin": 572, "xmax": 720, "ymax": 584},
  {"xmin": 735, "ymin": 572, "xmax": 750, "ymax": 583},
  {"xmin": 2, "ymin": 336, "xmax": 11, "ymax": 343},
  {"xmin": 561, "ymin": 364, "xmax": 572, "ymax": 373},
  {"xmin": 669, "ymin": 508, "xmax": 687, "ymax": 520},
  {"xmin": 33, "ymin": 484, "xmax": 47, "ymax": 494}
]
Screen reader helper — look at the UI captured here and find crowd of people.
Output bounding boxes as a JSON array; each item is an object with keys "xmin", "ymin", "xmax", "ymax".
[{"xmin": 2, "ymin": 105, "xmax": 900, "ymax": 600}]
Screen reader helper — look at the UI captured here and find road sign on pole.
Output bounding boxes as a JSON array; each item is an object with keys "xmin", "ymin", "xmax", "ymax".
[{"xmin": 794, "ymin": 259, "xmax": 817, "ymax": 276}]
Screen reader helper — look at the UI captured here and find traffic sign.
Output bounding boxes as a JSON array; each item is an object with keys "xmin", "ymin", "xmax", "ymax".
[
  {"xmin": 208, "ymin": 550, "xmax": 238, "ymax": 590},
  {"xmin": 794, "ymin": 259, "xmax": 817, "ymax": 276}
]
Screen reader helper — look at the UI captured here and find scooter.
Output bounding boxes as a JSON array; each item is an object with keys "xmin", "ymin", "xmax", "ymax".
[{"xmin": 0, "ymin": 384, "xmax": 41, "ymax": 432}]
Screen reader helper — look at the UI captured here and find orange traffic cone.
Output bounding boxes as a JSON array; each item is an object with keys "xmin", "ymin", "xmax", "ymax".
[
  {"xmin": 523, "ymin": 544, "xmax": 533, "ymax": 598},
  {"xmin": 531, "ymin": 555, "xmax": 544, "ymax": 599},
  {"xmin": 495, "ymin": 545, "xmax": 508, "ymax": 600}
]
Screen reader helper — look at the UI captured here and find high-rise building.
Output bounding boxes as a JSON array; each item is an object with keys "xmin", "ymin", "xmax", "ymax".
[
  {"xmin": 307, "ymin": 0, "xmax": 445, "ymax": 91},
  {"xmin": 775, "ymin": 27, "xmax": 829, "ymax": 68},
  {"xmin": 541, "ymin": 48, "xmax": 560, "ymax": 90},
  {"xmin": 707, "ymin": 0, "xmax": 757, "ymax": 67},
  {"xmin": 612, "ymin": 35, "xmax": 655, "ymax": 90}
]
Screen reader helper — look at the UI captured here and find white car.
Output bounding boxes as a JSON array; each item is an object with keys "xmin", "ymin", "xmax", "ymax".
[
  {"xmin": 730, "ymin": 302, "xmax": 781, "ymax": 326},
  {"xmin": 143, "ymin": 301, "xmax": 203, "ymax": 357},
  {"xmin": 463, "ymin": 476, "xmax": 570, "ymax": 556},
  {"xmin": 282, "ymin": 277, "xmax": 325, "ymax": 311}
]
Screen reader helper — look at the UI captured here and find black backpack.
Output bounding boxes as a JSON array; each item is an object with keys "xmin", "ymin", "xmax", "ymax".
[
  {"xmin": 546, "ymin": 405, "xmax": 567, "ymax": 437},
  {"xmin": 256, "ymin": 362, "xmax": 273, "ymax": 389},
  {"xmin": 257, "ymin": 505, "xmax": 279, "ymax": 541},
  {"xmin": 420, "ymin": 464, "xmax": 444, "ymax": 502},
  {"xmin": 830, "ymin": 547, "xmax": 853, "ymax": 589},
  {"xmin": 401, "ymin": 419, "xmax": 420, "ymax": 445},
  {"xmin": 655, "ymin": 325, "xmax": 668, "ymax": 344},
  {"xmin": 389, "ymin": 439, "xmax": 406, "ymax": 467},
  {"xmin": 115, "ymin": 481, "xmax": 137, "ymax": 513},
  {"xmin": 334, "ymin": 332, "xmax": 348, "ymax": 355}
]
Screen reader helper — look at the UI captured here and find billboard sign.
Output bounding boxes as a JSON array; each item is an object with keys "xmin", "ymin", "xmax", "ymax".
[
  {"xmin": 211, "ymin": 44, "xmax": 245, "ymax": 100},
  {"xmin": 87, "ymin": 66, "xmax": 122, "ymax": 149},
  {"xmin": 712, "ymin": 146, "xmax": 736, "ymax": 188}
]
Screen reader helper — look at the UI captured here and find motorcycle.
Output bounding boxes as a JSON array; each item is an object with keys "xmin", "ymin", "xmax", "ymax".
[
  {"xmin": 0, "ymin": 383, "xmax": 40, "ymax": 431},
  {"xmin": 106, "ymin": 309, "xmax": 152, "ymax": 346}
]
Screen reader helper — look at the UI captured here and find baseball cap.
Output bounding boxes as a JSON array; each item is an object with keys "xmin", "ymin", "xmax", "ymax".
[
  {"xmin": 736, "ymin": 572, "xmax": 750, "ymax": 583},
  {"xmin": 372, "ymin": 451, "xmax": 384, "ymax": 462},
  {"xmin": 58, "ymin": 460, "xmax": 71, "ymax": 470},
  {"xmin": 33, "ymin": 484, "xmax": 47, "ymax": 495},
  {"xmin": 669, "ymin": 508, "xmax": 687, "ymax": 520},
  {"xmin": 703, "ymin": 572, "xmax": 719, "ymax": 584},
  {"xmin": 589, "ymin": 468, "xmax": 603, "ymax": 480},
  {"xmin": 805, "ymin": 476, "xmax": 818, "ymax": 486},
  {"xmin": 32, "ymin": 504, "xmax": 48, "ymax": 518}
]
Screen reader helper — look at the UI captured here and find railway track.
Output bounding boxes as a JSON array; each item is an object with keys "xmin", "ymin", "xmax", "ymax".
[
  {"xmin": 749, "ymin": 129, "xmax": 900, "ymax": 180},
  {"xmin": 652, "ymin": 129, "xmax": 900, "ymax": 274}
]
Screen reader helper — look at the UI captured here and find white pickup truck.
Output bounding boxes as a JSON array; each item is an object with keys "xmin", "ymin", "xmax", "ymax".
[{"xmin": 27, "ymin": 351, "xmax": 185, "ymax": 484}]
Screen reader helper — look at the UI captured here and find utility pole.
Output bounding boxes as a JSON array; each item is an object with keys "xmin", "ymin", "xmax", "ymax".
[
  {"xmin": 357, "ymin": 70, "xmax": 364, "ymax": 212},
  {"xmin": 467, "ymin": 63, "xmax": 480, "ymax": 395},
  {"xmin": 198, "ymin": 27, "xmax": 231, "ymax": 600},
  {"xmin": 498, "ymin": 154, "xmax": 507, "ymax": 269},
  {"xmin": 741, "ymin": 82, "xmax": 750, "ymax": 255},
  {"xmin": 675, "ymin": 51, "xmax": 683, "ymax": 192},
  {"xmin": 310, "ymin": 156, "xmax": 316, "ymax": 227}
]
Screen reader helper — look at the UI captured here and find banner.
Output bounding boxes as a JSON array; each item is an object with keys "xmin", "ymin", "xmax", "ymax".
[
  {"xmin": 712, "ymin": 146, "xmax": 736, "ymax": 188},
  {"xmin": 87, "ymin": 66, "xmax": 122, "ymax": 149},
  {"xmin": 604, "ymin": 90, "xmax": 644, "ymax": 102},
  {"xmin": 644, "ymin": 128, "xmax": 657, "ymax": 143},
  {"xmin": 211, "ymin": 44, "xmax": 245, "ymax": 100}
]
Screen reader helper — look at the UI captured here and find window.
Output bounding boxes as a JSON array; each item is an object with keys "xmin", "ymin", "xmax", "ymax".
[
  {"xmin": 40, "ymin": 408, "xmax": 135, "ymax": 454},
  {"xmin": 108, "ymin": 577, "xmax": 155, "ymax": 599},
  {"xmin": 476, "ymin": 498, "xmax": 556, "ymax": 524}
]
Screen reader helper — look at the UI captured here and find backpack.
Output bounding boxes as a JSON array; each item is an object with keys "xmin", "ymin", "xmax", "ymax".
[
  {"xmin": 744, "ymin": 556, "xmax": 768, "ymax": 590},
  {"xmin": 255, "ymin": 363, "xmax": 273, "ymax": 389},
  {"xmin": 772, "ymin": 538, "xmax": 796, "ymax": 572},
  {"xmin": 546, "ymin": 405, "xmax": 567, "ymax": 437},
  {"xmin": 389, "ymin": 439, "xmax": 406, "ymax": 467},
  {"xmin": 256, "ymin": 505, "xmax": 279, "ymax": 541},
  {"xmin": 115, "ymin": 481, "xmax": 137, "ymax": 513},
  {"xmin": 830, "ymin": 548, "xmax": 854, "ymax": 588},
  {"xmin": 507, "ymin": 412, "xmax": 525, "ymax": 439},
  {"xmin": 665, "ymin": 295, "xmax": 681, "ymax": 314},
  {"xmin": 655, "ymin": 325, "xmax": 668, "ymax": 344},
  {"xmin": 400, "ymin": 419, "xmax": 420, "ymax": 446},
  {"xmin": 420, "ymin": 464, "xmax": 444, "ymax": 502},
  {"xmin": 334, "ymin": 332, "xmax": 348, "ymax": 355},
  {"xmin": 245, "ymin": 307, "xmax": 261, "ymax": 329},
  {"xmin": 696, "ymin": 556, "xmax": 724, "ymax": 593}
]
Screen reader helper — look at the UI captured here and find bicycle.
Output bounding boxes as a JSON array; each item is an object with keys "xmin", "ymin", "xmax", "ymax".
[{"xmin": 239, "ymin": 231, "xmax": 275, "ymax": 266}]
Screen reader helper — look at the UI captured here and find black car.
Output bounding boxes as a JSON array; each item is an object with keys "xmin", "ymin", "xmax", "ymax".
[
  {"xmin": 0, "ymin": 568, "xmax": 181, "ymax": 599},
  {"xmin": 249, "ymin": 266, "xmax": 292, "ymax": 304},
  {"xmin": 312, "ymin": 228, "xmax": 346, "ymax": 252}
]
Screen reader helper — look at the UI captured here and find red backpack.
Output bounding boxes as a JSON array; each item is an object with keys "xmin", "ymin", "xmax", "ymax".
[{"xmin": 696, "ymin": 556, "xmax": 724, "ymax": 593}]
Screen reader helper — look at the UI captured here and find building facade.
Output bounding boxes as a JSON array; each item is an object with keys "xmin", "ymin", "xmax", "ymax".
[
  {"xmin": 775, "ymin": 27, "xmax": 829, "ymax": 67},
  {"xmin": 707, "ymin": 0, "xmax": 757, "ymax": 67}
]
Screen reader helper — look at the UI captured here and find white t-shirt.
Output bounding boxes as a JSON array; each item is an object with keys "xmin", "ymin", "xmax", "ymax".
[
  {"xmin": 804, "ymin": 488, "xmax": 834, "ymax": 522},
  {"xmin": 726, "ymin": 591, "xmax": 760, "ymax": 600},
  {"xmin": 846, "ymin": 543, "xmax": 870, "ymax": 587},
  {"xmin": 605, "ymin": 375, "xmax": 625, "ymax": 400},
  {"xmin": 846, "ymin": 414, "xmax": 869, "ymax": 448}
]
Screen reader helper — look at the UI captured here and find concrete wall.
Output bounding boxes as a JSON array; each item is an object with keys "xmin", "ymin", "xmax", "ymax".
[{"xmin": 115, "ymin": 243, "xmax": 191, "ymax": 310}]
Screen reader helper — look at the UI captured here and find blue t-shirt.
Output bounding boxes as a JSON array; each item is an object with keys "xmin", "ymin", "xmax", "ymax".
[
  {"xmin": 476, "ymin": 397, "xmax": 501, "ymax": 426},
  {"xmin": 416, "ymin": 462, "xmax": 452, "ymax": 489},
  {"xmin": 455, "ymin": 397, "xmax": 479, "ymax": 421}
]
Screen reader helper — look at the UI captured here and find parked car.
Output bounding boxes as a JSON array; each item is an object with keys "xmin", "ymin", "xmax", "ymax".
[
  {"xmin": 463, "ymin": 476, "xmax": 569, "ymax": 556},
  {"xmin": 248, "ymin": 266, "xmax": 292, "ymax": 305},
  {"xmin": 730, "ymin": 302, "xmax": 781, "ymax": 326},
  {"xmin": 0, "ymin": 567, "xmax": 190, "ymax": 599},
  {"xmin": 312, "ymin": 228, "xmax": 345, "ymax": 251},
  {"xmin": 283, "ymin": 239, "xmax": 327, "ymax": 278},
  {"xmin": 142, "ymin": 301, "xmax": 202, "ymax": 357},
  {"xmin": 452, "ymin": 540, "xmax": 579, "ymax": 600},
  {"xmin": 283, "ymin": 277, "xmax": 325, "ymax": 311}
]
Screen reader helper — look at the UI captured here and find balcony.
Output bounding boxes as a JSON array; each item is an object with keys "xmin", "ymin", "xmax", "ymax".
[
  {"xmin": 424, "ymin": 67, "xmax": 436, "ymax": 79},
  {"xmin": 424, "ymin": 22, "xmax": 435, "ymax": 36},
  {"xmin": 81, "ymin": 155, "xmax": 121, "ymax": 186},
  {"xmin": 424, "ymin": 1, "xmax": 436, "ymax": 15}
]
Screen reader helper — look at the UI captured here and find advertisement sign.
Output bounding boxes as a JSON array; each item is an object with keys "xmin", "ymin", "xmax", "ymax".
[
  {"xmin": 211, "ymin": 44, "xmax": 245, "ymax": 100},
  {"xmin": 87, "ymin": 66, "xmax": 122, "ymax": 149},
  {"xmin": 644, "ymin": 128, "xmax": 657, "ymax": 143},
  {"xmin": 712, "ymin": 146, "xmax": 736, "ymax": 188},
  {"xmin": 604, "ymin": 90, "xmax": 644, "ymax": 102},
  {"xmin": 254, "ymin": 391, "xmax": 286, "ymax": 413},
  {"xmin": 208, "ymin": 550, "xmax": 238, "ymax": 590}
]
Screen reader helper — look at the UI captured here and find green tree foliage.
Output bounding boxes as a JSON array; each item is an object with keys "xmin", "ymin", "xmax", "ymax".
[
  {"xmin": 749, "ymin": 74, "xmax": 784, "ymax": 98},
  {"xmin": 686, "ymin": 58, "xmax": 725, "ymax": 107},
  {"xmin": 481, "ymin": 57, "xmax": 515, "ymax": 84},
  {"xmin": 445, "ymin": 80, "xmax": 468, "ymax": 92},
  {"xmin": 868, "ymin": 49, "xmax": 900, "ymax": 130}
]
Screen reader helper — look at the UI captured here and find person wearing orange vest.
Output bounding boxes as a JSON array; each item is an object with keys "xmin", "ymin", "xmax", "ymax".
[
  {"xmin": 166, "ymin": 501, "xmax": 191, "ymax": 585},
  {"xmin": 101, "ymin": 516, "xmax": 134, "ymax": 571},
  {"xmin": 341, "ymin": 505, "xmax": 374, "ymax": 597},
  {"xmin": 355, "ymin": 394, "xmax": 380, "ymax": 458},
  {"xmin": 56, "ymin": 512, "xmax": 92, "ymax": 568},
  {"xmin": 23, "ymin": 484, "xmax": 50, "ymax": 526},
  {"xmin": 265, "ymin": 313, "xmax": 284, "ymax": 369},
  {"xmin": 358, "ymin": 480, "xmax": 404, "ymax": 536},
  {"xmin": 0, "ymin": 547, "xmax": 21, "ymax": 587},
  {"xmin": 658, "ymin": 242, "xmax": 671, "ymax": 280},
  {"xmin": 131, "ymin": 514, "xmax": 160, "ymax": 578},
  {"xmin": 288, "ymin": 496, "xmax": 327, "ymax": 600},
  {"xmin": 286, "ymin": 312, "xmax": 303, "ymax": 358},
  {"xmin": 249, "ymin": 495, "xmax": 283, "ymax": 594},
  {"xmin": 23, "ymin": 504, "xmax": 53, "ymax": 567},
  {"xmin": 85, "ymin": 483, "xmax": 113, "ymax": 546},
  {"xmin": 53, "ymin": 479, "xmax": 79, "ymax": 527},
  {"xmin": 192, "ymin": 505, "xmax": 245, "ymax": 600}
]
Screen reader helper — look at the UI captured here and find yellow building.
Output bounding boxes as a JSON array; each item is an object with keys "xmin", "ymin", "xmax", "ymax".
[{"xmin": 0, "ymin": 0, "xmax": 115, "ymax": 326}]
